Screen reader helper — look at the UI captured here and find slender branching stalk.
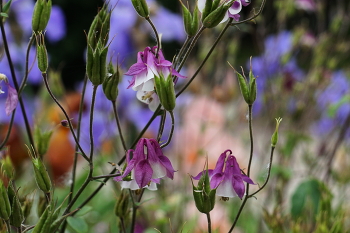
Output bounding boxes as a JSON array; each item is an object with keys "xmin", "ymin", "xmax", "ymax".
[
  {"xmin": 157, "ymin": 111, "xmax": 166, "ymax": 142},
  {"xmin": 161, "ymin": 111, "xmax": 175, "ymax": 148},
  {"xmin": 112, "ymin": 100, "xmax": 127, "ymax": 152},
  {"xmin": 145, "ymin": 17, "xmax": 161, "ymax": 56},
  {"xmin": 206, "ymin": 213, "xmax": 212, "ymax": 233}
]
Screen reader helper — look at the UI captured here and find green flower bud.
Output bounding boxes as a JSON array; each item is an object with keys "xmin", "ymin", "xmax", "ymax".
[
  {"xmin": 201, "ymin": 0, "xmax": 213, "ymax": 22},
  {"xmin": 7, "ymin": 182, "xmax": 24, "ymax": 228},
  {"xmin": 102, "ymin": 65, "xmax": 120, "ymax": 101},
  {"xmin": 86, "ymin": 44, "xmax": 109, "ymax": 86},
  {"xmin": 191, "ymin": 159, "xmax": 216, "ymax": 214},
  {"xmin": 87, "ymin": 4, "xmax": 111, "ymax": 49},
  {"xmin": 115, "ymin": 190, "xmax": 130, "ymax": 218},
  {"xmin": 271, "ymin": 118, "xmax": 282, "ymax": 147},
  {"xmin": 131, "ymin": 0, "xmax": 149, "ymax": 18},
  {"xmin": 236, "ymin": 71, "xmax": 250, "ymax": 104},
  {"xmin": 28, "ymin": 147, "xmax": 52, "ymax": 194},
  {"xmin": 202, "ymin": 0, "xmax": 234, "ymax": 28},
  {"xmin": 154, "ymin": 73, "xmax": 176, "ymax": 111},
  {"xmin": 1, "ymin": 0, "xmax": 13, "ymax": 18},
  {"xmin": 35, "ymin": 32, "xmax": 48, "ymax": 73},
  {"xmin": 0, "ymin": 180, "xmax": 11, "ymax": 220},
  {"xmin": 32, "ymin": 0, "xmax": 52, "ymax": 32},
  {"xmin": 34, "ymin": 127, "xmax": 53, "ymax": 156},
  {"xmin": 181, "ymin": 2, "xmax": 199, "ymax": 37}
]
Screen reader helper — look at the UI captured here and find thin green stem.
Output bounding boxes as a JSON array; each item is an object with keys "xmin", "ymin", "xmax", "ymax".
[
  {"xmin": 206, "ymin": 213, "xmax": 212, "ymax": 233},
  {"xmin": 230, "ymin": 0, "xmax": 267, "ymax": 27},
  {"xmin": 129, "ymin": 190, "xmax": 137, "ymax": 233},
  {"xmin": 5, "ymin": 220, "xmax": 11, "ymax": 233},
  {"xmin": 92, "ymin": 173, "xmax": 120, "ymax": 179},
  {"xmin": 174, "ymin": 36, "xmax": 192, "ymax": 69},
  {"xmin": 176, "ymin": 26, "xmax": 205, "ymax": 73},
  {"xmin": 60, "ymin": 85, "xmax": 98, "ymax": 223},
  {"xmin": 249, "ymin": 147, "xmax": 275, "ymax": 197},
  {"xmin": 112, "ymin": 100, "xmax": 127, "ymax": 152},
  {"xmin": 145, "ymin": 17, "xmax": 161, "ymax": 56},
  {"xmin": 0, "ymin": 15, "xmax": 35, "ymax": 152},
  {"xmin": 160, "ymin": 111, "xmax": 175, "ymax": 148},
  {"xmin": 0, "ymin": 110, "xmax": 16, "ymax": 149},
  {"xmin": 157, "ymin": 111, "xmax": 166, "ymax": 142},
  {"xmin": 176, "ymin": 19, "xmax": 233, "ymax": 98},
  {"xmin": 228, "ymin": 105, "xmax": 254, "ymax": 233},
  {"xmin": 42, "ymin": 73, "xmax": 89, "ymax": 162}
]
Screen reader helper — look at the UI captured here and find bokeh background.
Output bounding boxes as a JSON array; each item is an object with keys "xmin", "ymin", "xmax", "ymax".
[{"xmin": 0, "ymin": 0, "xmax": 349, "ymax": 232}]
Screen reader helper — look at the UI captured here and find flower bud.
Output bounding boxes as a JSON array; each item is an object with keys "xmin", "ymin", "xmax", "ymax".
[
  {"xmin": 32, "ymin": 0, "xmax": 52, "ymax": 32},
  {"xmin": 86, "ymin": 44, "xmax": 109, "ymax": 86},
  {"xmin": 28, "ymin": 148, "xmax": 52, "ymax": 194},
  {"xmin": 7, "ymin": 181, "xmax": 24, "ymax": 228},
  {"xmin": 202, "ymin": 0, "xmax": 234, "ymax": 28},
  {"xmin": 87, "ymin": 4, "xmax": 111, "ymax": 49},
  {"xmin": 0, "ymin": 180, "xmax": 11, "ymax": 220},
  {"xmin": 191, "ymin": 160, "xmax": 216, "ymax": 214},
  {"xmin": 131, "ymin": 0, "xmax": 149, "ymax": 18},
  {"xmin": 1, "ymin": 155, "xmax": 14, "ymax": 180},
  {"xmin": 34, "ymin": 127, "xmax": 53, "ymax": 156},
  {"xmin": 271, "ymin": 118, "xmax": 282, "ymax": 147},
  {"xmin": 181, "ymin": 2, "xmax": 199, "ymax": 37},
  {"xmin": 1, "ymin": 0, "xmax": 13, "ymax": 18},
  {"xmin": 102, "ymin": 64, "xmax": 120, "ymax": 101},
  {"xmin": 35, "ymin": 32, "xmax": 48, "ymax": 73},
  {"xmin": 235, "ymin": 71, "xmax": 250, "ymax": 104},
  {"xmin": 114, "ymin": 190, "xmax": 130, "ymax": 218},
  {"xmin": 154, "ymin": 73, "xmax": 176, "ymax": 111}
]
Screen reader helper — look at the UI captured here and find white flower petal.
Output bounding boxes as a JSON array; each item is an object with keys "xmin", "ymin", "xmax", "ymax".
[
  {"xmin": 228, "ymin": 1, "xmax": 242, "ymax": 15},
  {"xmin": 121, "ymin": 180, "xmax": 140, "ymax": 190},
  {"xmin": 147, "ymin": 182, "xmax": 158, "ymax": 190},
  {"xmin": 216, "ymin": 180, "xmax": 237, "ymax": 198},
  {"xmin": 142, "ymin": 79, "xmax": 155, "ymax": 91},
  {"xmin": 198, "ymin": 0, "xmax": 206, "ymax": 12},
  {"xmin": 150, "ymin": 161, "xmax": 166, "ymax": 178}
]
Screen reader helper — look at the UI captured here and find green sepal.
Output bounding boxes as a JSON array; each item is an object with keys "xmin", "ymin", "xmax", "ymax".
[
  {"xmin": 98, "ymin": 46, "xmax": 109, "ymax": 85},
  {"xmin": 2, "ymin": 0, "xmax": 13, "ymax": 14},
  {"xmin": 115, "ymin": 190, "xmax": 130, "ymax": 218},
  {"xmin": 249, "ymin": 77, "xmax": 257, "ymax": 104},
  {"xmin": 211, "ymin": 0, "xmax": 221, "ymax": 12},
  {"xmin": 202, "ymin": 0, "xmax": 234, "ymax": 28},
  {"xmin": 34, "ymin": 127, "xmax": 53, "ymax": 156},
  {"xmin": 191, "ymin": 5, "xmax": 200, "ymax": 36},
  {"xmin": 8, "ymin": 182, "xmax": 24, "ymax": 227},
  {"xmin": 32, "ymin": 204, "xmax": 51, "ymax": 233},
  {"xmin": 32, "ymin": 157, "xmax": 52, "ymax": 193},
  {"xmin": 181, "ymin": 2, "xmax": 193, "ymax": 36},
  {"xmin": 154, "ymin": 74, "xmax": 176, "ymax": 111},
  {"xmin": 271, "ymin": 118, "xmax": 282, "ymax": 147},
  {"xmin": 102, "ymin": 65, "xmax": 120, "ymax": 101},
  {"xmin": 32, "ymin": 0, "xmax": 52, "ymax": 32},
  {"xmin": 0, "ymin": 180, "xmax": 11, "ymax": 220},
  {"xmin": 236, "ymin": 72, "xmax": 250, "ymax": 104},
  {"xmin": 131, "ymin": 0, "xmax": 149, "ymax": 18},
  {"xmin": 86, "ymin": 45, "xmax": 94, "ymax": 80},
  {"xmin": 201, "ymin": 0, "xmax": 213, "ymax": 22}
]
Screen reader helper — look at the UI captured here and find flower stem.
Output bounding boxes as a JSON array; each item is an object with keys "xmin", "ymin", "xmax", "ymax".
[
  {"xmin": 112, "ymin": 100, "xmax": 127, "ymax": 152},
  {"xmin": 157, "ymin": 111, "xmax": 166, "ymax": 142},
  {"xmin": 176, "ymin": 19, "xmax": 233, "ymax": 98},
  {"xmin": 145, "ymin": 17, "xmax": 161, "ymax": 56},
  {"xmin": 206, "ymin": 213, "xmax": 212, "ymax": 233},
  {"xmin": 0, "ymin": 15, "xmax": 35, "ymax": 153},
  {"xmin": 42, "ymin": 73, "xmax": 89, "ymax": 161},
  {"xmin": 161, "ymin": 111, "xmax": 175, "ymax": 148},
  {"xmin": 120, "ymin": 217, "xmax": 127, "ymax": 233},
  {"xmin": 5, "ymin": 220, "xmax": 10, "ymax": 233},
  {"xmin": 174, "ymin": 36, "xmax": 193, "ymax": 69}
]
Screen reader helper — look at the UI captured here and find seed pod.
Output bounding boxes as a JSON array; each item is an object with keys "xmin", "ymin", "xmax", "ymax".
[
  {"xmin": 154, "ymin": 73, "xmax": 176, "ymax": 111},
  {"xmin": 131, "ymin": 0, "xmax": 149, "ymax": 18},
  {"xmin": 32, "ymin": 0, "xmax": 52, "ymax": 32},
  {"xmin": 202, "ymin": 0, "xmax": 234, "ymax": 28},
  {"xmin": 31, "ymin": 155, "xmax": 52, "ymax": 194},
  {"xmin": 271, "ymin": 118, "xmax": 282, "ymax": 147},
  {"xmin": 236, "ymin": 72, "xmax": 250, "ymax": 104},
  {"xmin": 8, "ymin": 182, "xmax": 24, "ymax": 228},
  {"xmin": 102, "ymin": 65, "xmax": 120, "ymax": 101}
]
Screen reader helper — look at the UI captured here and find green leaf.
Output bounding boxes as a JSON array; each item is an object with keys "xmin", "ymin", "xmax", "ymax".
[
  {"xmin": 75, "ymin": 206, "xmax": 93, "ymax": 217},
  {"xmin": 0, "ymin": 13, "xmax": 8, "ymax": 18},
  {"xmin": 67, "ymin": 217, "xmax": 88, "ymax": 233}
]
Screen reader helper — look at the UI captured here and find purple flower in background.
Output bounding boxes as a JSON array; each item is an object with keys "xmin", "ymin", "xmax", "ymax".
[
  {"xmin": 46, "ymin": 6, "xmax": 67, "ymax": 42},
  {"xmin": 115, "ymin": 138, "xmax": 176, "ymax": 190},
  {"xmin": 0, "ymin": 74, "xmax": 18, "ymax": 116},
  {"xmin": 295, "ymin": 0, "xmax": 316, "ymax": 11},
  {"xmin": 193, "ymin": 150, "xmax": 254, "ymax": 199}
]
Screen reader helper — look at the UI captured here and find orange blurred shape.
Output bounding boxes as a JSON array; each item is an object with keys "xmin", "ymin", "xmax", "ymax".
[
  {"xmin": 45, "ymin": 126, "xmax": 75, "ymax": 185},
  {"xmin": 0, "ymin": 124, "xmax": 28, "ymax": 169}
]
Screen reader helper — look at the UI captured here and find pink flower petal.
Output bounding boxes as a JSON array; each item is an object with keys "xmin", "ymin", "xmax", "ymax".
[{"xmin": 5, "ymin": 84, "xmax": 18, "ymax": 116}]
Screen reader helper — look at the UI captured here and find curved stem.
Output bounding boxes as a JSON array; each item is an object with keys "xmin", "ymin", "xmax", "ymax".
[
  {"xmin": 0, "ymin": 15, "xmax": 35, "ymax": 152},
  {"xmin": 145, "ymin": 17, "xmax": 161, "ymax": 56},
  {"xmin": 176, "ymin": 19, "xmax": 233, "ymax": 98},
  {"xmin": 206, "ymin": 213, "xmax": 212, "ymax": 233},
  {"xmin": 160, "ymin": 111, "xmax": 175, "ymax": 148},
  {"xmin": 230, "ymin": 0, "xmax": 267, "ymax": 27},
  {"xmin": 249, "ymin": 147, "xmax": 275, "ymax": 197},
  {"xmin": 112, "ymin": 100, "xmax": 127, "ymax": 152},
  {"xmin": 0, "ymin": 110, "xmax": 16, "ymax": 149},
  {"xmin": 174, "ymin": 36, "xmax": 193, "ymax": 69},
  {"xmin": 42, "ymin": 73, "xmax": 89, "ymax": 161},
  {"xmin": 157, "ymin": 111, "xmax": 166, "ymax": 142}
]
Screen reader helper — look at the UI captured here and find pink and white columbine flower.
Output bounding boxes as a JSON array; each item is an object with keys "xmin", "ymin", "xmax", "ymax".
[
  {"xmin": 125, "ymin": 46, "xmax": 185, "ymax": 111},
  {"xmin": 193, "ymin": 149, "xmax": 254, "ymax": 199},
  {"xmin": 0, "ymin": 73, "xmax": 18, "ymax": 116},
  {"xmin": 198, "ymin": 0, "xmax": 250, "ymax": 22},
  {"xmin": 115, "ymin": 138, "xmax": 176, "ymax": 190}
]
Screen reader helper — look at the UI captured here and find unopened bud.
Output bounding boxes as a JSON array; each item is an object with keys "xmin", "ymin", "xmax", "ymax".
[
  {"xmin": 87, "ymin": 4, "xmax": 111, "ymax": 49},
  {"xmin": 32, "ymin": 0, "xmax": 52, "ymax": 32},
  {"xmin": 35, "ymin": 32, "xmax": 48, "ymax": 73},
  {"xmin": 0, "ymin": 180, "xmax": 11, "ymax": 220},
  {"xmin": 115, "ymin": 190, "xmax": 130, "ymax": 218},
  {"xmin": 154, "ymin": 73, "xmax": 176, "ymax": 111},
  {"xmin": 271, "ymin": 118, "xmax": 282, "ymax": 147},
  {"xmin": 28, "ymin": 147, "xmax": 52, "ymax": 194},
  {"xmin": 34, "ymin": 127, "xmax": 53, "ymax": 156},
  {"xmin": 202, "ymin": 0, "xmax": 234, "ymax": 28},
  {"xmin": 181, "ymin": 2, "xmax": 199, "ymax": 37},
  {"xmin": 102, "ymin": 64, "xmax": 120, "ymax": 101},
  {"xmin": 86, "ymin": 44, "xmax": 109, "ymax": 86},
  {"xmin": 131, "ymin": 0, "xmax": 149, "ymax": 18}
]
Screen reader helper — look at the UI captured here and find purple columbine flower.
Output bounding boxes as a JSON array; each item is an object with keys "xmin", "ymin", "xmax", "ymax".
[
  {"xmin": 0, "ymin": 74, "xmax": 18, "ymax": 116},
  {"xmin": 125, "ymin": 46, "xmax": 185, "ymax": 111},
  {"xmin": 193, "ymin": 149, "xmax": 254, "ymax": 199},
  {"xmin": 115, "ymin": 138, "xmax": 176, "ymax": 190}
]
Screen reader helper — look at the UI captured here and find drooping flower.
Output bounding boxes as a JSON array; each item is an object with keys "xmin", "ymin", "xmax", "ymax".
[
  {"xmin": 0, "ymin": 74, "xmax": 18, "ymax": 116},
  {"xmin": 115, "ymin": 138, "xmax": 176, "ymax": 190},
  {"xmin": 198, "ymin": 0, "xmax": 250, "ymax": 23},
  {"xmin": 193, "ymin": 149, "xmax": 254, "ymax": 199},
  {"xmin": 125, "ymin": 46, "xmax": 185, "ymax": 110}
]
